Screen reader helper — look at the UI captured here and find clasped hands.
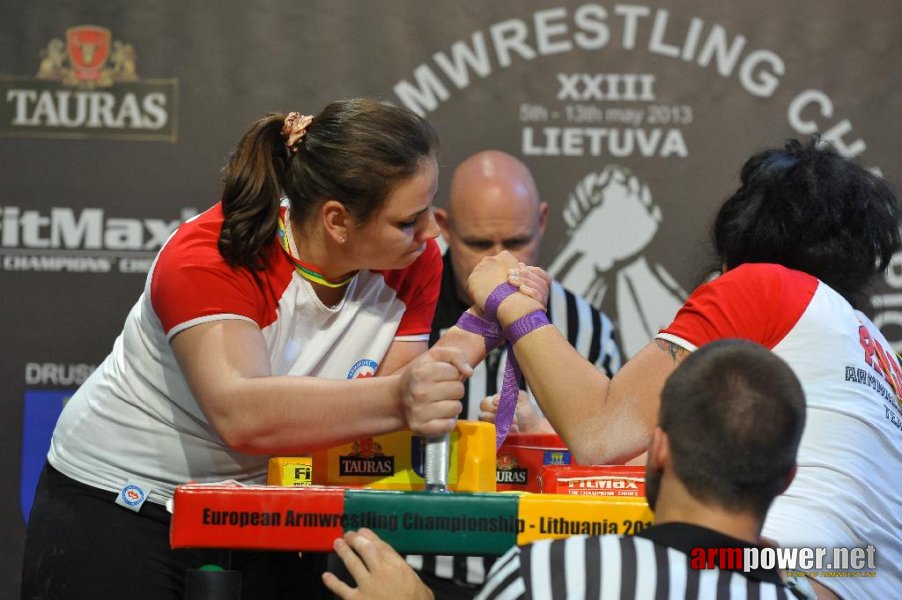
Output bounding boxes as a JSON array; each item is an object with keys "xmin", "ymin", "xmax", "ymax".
[
  {"xmin": 400, "ymin": 251, "xmax": 551, "ymax": 436},
  {"xmin": 468, "ymin": 251, "xmax": 550, "ymax": 319}
]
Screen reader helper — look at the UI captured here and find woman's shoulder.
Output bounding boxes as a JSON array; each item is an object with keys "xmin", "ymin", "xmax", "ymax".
[
  {"xmin": 707, "ymin": 263, "xmax": 821, "ymax": 303},
  {"xmin": 723, "ymin": 262, "xmax": 818, "ymax": 285},
  {"xmin": 155, "ymin": 203, "xmax": 227, "ymax": 269},
  {"xmin": 149, "ymin": 203, "xmax": 292, "ymax": 333}
]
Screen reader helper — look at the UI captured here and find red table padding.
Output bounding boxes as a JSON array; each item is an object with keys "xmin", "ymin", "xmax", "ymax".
[{"xmin": 169, "ymin": 485, "xmax": 345, "ymax": 551}]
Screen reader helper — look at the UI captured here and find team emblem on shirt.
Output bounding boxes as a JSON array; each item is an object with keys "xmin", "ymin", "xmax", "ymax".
[
  {"xmin": 120, "ymin": 484, "xmax": 145, "ymax": 506},
  {"xmin": 347, "ymin": 358, "xmax": 379, "ymax": 379}
]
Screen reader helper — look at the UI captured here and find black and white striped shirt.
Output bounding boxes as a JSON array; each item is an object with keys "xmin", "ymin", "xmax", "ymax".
[
  {"xmin": 407, "ymin": 253, "xmax": 622, "ymax": 593},
  {"xmin": 477, "ymin": 525, "xmax": 799, "ymax": 600}
]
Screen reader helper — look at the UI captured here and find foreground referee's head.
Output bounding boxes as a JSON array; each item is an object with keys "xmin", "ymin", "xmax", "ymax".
[{"xmin": 648, "ymin": 338, "xmax": 806, "ymax": 520}]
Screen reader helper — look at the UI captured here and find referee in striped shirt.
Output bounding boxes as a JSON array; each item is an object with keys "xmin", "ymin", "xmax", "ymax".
[
  {"xmin": 324, "ymin": 339, "xmax": 809, "ymax": 600},
  {"xmin": 430, "ymin": 149, "xmax": 621, "ymax": 431},
  {"xmin": 410, "ymin": 150, "xmax": 621, "ymax": 597}
]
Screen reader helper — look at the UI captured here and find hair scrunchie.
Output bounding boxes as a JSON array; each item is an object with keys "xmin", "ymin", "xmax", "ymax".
[{"xmin": 281, "ymin": 112, "xmax": 314, "ymax": 153}]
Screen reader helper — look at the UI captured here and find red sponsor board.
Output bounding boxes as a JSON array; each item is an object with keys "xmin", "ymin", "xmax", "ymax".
[{"xmin": 539, "ymin": 465, "xmax": 646, "ymax": 497}]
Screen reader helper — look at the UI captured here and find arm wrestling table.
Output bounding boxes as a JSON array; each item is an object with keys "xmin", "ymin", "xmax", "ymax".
[{"xmin": 169, "ymin": 422, "xmax": 653, "ymax": 596}]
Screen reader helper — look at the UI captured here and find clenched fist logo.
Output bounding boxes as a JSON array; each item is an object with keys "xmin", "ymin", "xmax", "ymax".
[{"xmin": 550, "ymin": 165, "xmax": 686, "ymax": 357}]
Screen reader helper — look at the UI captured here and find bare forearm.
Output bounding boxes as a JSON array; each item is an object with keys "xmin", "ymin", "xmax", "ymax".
[
  {"xmin": 496, "ymin": 295, "xmax": 658, "ymax": 464},
  {"xmin": 172, "ymin": 319, "xmax": 468, "ymax": 455},
  {"xmin": 203, "ymin": 375, "xmax": 406, "ymax": 455},
  {"xmin": 463, "ymin": 252, "xmax": 662, "ymax": 462},
  {"xmin": 508, "ymin": 328, "xmax": 618, "ymax": 462}
]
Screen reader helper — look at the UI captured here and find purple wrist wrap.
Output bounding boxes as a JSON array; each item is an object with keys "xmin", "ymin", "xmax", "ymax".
[
  {"xmin": 466, "ymin": 284, "xmax": 546, "ymax": 450},
  {"xmin": 494, "ymin": 349, "xmax": 520, "ymax": 449},
  {"xmin": 455, "ymin": 311, "xmax": 503, "ymax": 352},
  {"xmin": 493, "ymin": 310, "xmax": 552, "ymax": 448},
  {"xmin": 503, "ymin": 310, "xmax": 551, "ymax": 344},
  {"xmin": 483, "ymin": 282, "xmax": 519, "ymax": 323}
]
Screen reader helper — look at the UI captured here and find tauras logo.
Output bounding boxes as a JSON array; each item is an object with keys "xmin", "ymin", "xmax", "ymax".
[
  {"xmin": 1, "ymin": 25, "xmax": 178, "ymax": 141},
  {"xmin": 496, "ymin": 452, "xmax": 529, "ymax": 484},
  {"xmin": 0, "ymin": 206, "xmax": 192, "ymax": 251},
  {"xmin": 496, "ymin": 469, "xmax": 528, "ymax": 484},
  {"xmin": 340, "ymin": 437, "xmax": 394, "ymax": 476},
  {"xmin": 339, "ymin": 456, "xmax": 395, "ymax": 476}
]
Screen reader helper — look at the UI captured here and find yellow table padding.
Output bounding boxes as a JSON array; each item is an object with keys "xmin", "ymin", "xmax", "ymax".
[
  {"xmin": 268, "ymin": 421, "xmax": 496, "ymax": 492},
  {"xmin": 517, "ymin": 493, "xmax": 653, "ymax": 545}
]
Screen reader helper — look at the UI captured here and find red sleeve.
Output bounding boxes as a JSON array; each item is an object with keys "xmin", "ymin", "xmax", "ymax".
[
  {"xmin": 150, "ymin": 206, "xmax": 288, "ymax": 336},
  {"xmin": 380, "ymin": 238, "xmax": 442, "ymax": 337},
  {"xmin": 658, "ymin": 263, "xmax": 818, "ymax": 350}
]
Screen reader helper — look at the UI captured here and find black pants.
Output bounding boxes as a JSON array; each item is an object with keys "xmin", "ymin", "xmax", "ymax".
[{"xmin": 21, "ymin": 463, "xmax": 331, "ymax": 600}]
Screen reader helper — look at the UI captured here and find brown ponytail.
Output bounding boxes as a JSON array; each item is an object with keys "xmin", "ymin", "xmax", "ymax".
[{"xmin": 218, "ymin": 114, "xmax": 287, "ymax": 269}]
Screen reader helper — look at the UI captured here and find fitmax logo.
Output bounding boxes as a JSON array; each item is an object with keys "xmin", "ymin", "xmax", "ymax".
[{"xmin": 0, "ymin": 206, "xmax": 193, "ymax": 251}]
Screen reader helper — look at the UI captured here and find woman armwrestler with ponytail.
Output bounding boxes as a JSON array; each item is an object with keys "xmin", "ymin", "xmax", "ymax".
[{"xmin": 20, "ymin": 98, "xmax": 547, "ymax": 600}]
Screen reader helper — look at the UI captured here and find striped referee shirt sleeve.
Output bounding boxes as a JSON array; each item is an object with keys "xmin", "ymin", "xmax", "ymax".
[
  {"xmin": 475, "ymin": 545, "xmax": 526, "ymax": 600},
  {"xmin": 475, "ymin": 535, "xmax": 799, "ymax": 600}
]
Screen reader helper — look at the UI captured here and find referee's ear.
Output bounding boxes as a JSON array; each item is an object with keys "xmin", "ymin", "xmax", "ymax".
[
  {"xmin": 648, "ymin": 427, "xmax": 670, "ymax": 472},
  {"xmin": 434, "ymin": 207, "xmax": 451, "ymax": 244},
  {"xmin": 779, "ymin": 463, "xmax": 797, "ymax": 495}
]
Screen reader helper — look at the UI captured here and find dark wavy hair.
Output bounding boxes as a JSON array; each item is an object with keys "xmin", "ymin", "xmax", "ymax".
[
  {"xmin": 713, "ymin": 137, "xmax": 901, "ymax": 308},
  {"xmin": 218, "ymin": 98, "xmax": 439, "ymax": 269},
  {"xmin": 660, "ymin": 339, "xmax": 806, "ymax": 518}
]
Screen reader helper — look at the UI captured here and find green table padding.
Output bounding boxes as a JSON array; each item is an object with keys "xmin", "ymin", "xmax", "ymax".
[{"xmin": 344, "ymin": 489, "xmax": 520, "ymax": 555}]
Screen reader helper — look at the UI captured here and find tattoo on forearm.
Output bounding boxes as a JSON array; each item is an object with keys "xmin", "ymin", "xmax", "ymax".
[{"xmin": 655, "ymin": 339, "xmax": 688, "ymax": 364}]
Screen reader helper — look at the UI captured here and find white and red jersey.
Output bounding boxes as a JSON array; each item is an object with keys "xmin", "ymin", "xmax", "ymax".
[
  {"xmin": 48, "ymin": 202, "xmax": 441, "ymax": 504},
  {"xmin": 658, "ymin": 262, "xmax": 902, "ymax": 598}
]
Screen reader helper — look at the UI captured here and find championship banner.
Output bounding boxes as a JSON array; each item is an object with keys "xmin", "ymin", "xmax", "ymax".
[{"xmin": 169, "ymin": 484, "xmax": 653, "ymax": 554}]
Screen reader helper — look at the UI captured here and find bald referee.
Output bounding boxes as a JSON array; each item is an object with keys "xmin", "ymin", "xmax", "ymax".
[
  {"xmin": 431, "ymin": 149, "xmax": 621, "ymax": 434},
  {"xmin": 323, "ymin": 339, "xmax": 809, "ymax": 600}
]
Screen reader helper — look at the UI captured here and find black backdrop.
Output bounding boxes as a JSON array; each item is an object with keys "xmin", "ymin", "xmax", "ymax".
[{"xmin": 3, "ymin": 1, "xmax": 901, "ymax": 595}]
